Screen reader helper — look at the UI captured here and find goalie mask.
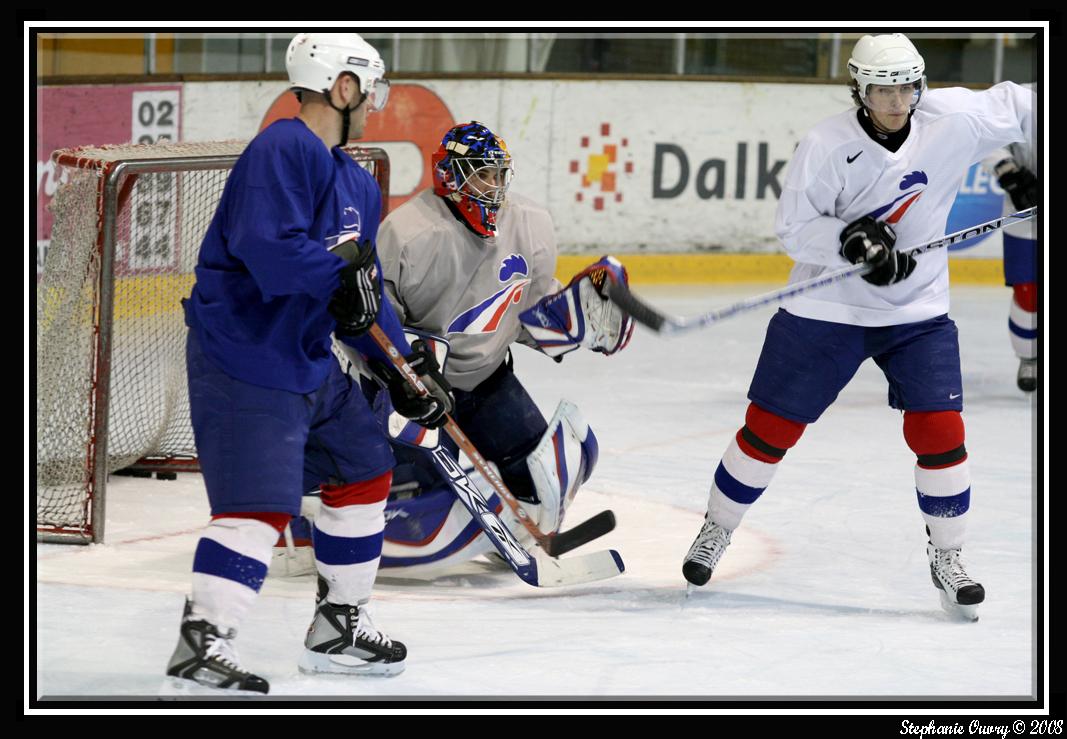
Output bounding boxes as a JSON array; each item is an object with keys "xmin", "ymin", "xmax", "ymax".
[{"xmin": 432, "ymin": 121, "xmax": 514, "ymax": 238}]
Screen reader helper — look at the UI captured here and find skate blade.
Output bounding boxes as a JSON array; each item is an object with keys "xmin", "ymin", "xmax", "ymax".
[
  {"xmin": 938, "ymin": 590, "xmax": 980, "ymax": 622},
  {"xmin": 298, "ymin": 650, "xmax": 406, "ymax": 677},
  {"xmin": 159, "ymin": 676, "xmax": 268, "ymax": 698}
]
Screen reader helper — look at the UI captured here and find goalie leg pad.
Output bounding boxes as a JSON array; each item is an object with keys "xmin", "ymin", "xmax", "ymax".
[
  {"xmin": 525, "ymin": 400, "xmax": 599, "ymax": 535},
  {"xmin": 379, "ymin": 484, "xmax": 498, "ymax": 574}
]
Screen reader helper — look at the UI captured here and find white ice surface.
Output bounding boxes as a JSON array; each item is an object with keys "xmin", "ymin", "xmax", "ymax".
[{"xmin": 33, "ymin": 285, "xmax": 1041, "ymax": 702}]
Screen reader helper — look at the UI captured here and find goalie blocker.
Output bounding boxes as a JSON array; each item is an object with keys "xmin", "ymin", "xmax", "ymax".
[{"xmin": 271, "ymin": 332, "xmax": 601, "ymax": 578}]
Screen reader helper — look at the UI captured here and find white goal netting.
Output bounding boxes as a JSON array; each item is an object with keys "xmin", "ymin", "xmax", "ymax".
[{"xmin": 37, "ymin": 141, "xmax": 389, "ymax": 542}]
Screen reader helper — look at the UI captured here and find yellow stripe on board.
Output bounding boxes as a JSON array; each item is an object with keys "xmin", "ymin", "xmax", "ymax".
[
  {"xmin": 113, "ymin": 273, "xmax": 195, "ymax": 319},
  {"xmin": 555, "ymin": 254, "xmax": 1005, "ymax": 286},
  {"xmin": 40, "ymin": 258, "xmax": 1006, "ymax": 327}
]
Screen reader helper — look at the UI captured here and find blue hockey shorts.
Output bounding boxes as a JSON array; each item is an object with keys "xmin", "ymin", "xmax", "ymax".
[
  {"xmin": 187, "ymin": 330, "xmax": 395, "ymax": 515},
  {"xmin": 1003, "ymin": 233, "xmax": 1037, "ymax": 286},
  {"xmin": 747, "ymin": 310, "xmax": 964, "ymax": 424}
]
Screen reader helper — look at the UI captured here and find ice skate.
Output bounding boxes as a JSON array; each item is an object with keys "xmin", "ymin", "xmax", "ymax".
[
  {"xmin": 928, "ymin": 543, "xmax": 985, "ymax": 621},
  {"xmin": 682, "ymin": 516, "xmax": 733, "ymax": 587},
  {"xmin": 165, "ymin": 599, "xmax": 269, "ymax": 694},
  {"xmin": 299, "ymin": 577, "xmax": 407, "ymax": 676},
  {"xmin": 1017, "ymin": 357, "xmax": 1036, "ymax": 393}
]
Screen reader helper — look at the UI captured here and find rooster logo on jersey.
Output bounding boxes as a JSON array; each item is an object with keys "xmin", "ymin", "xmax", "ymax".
[
  {"xmin": 325, "ymin": 205, "xmax": 362, "ymax": 249},
  {"xmin": 867, "ymin": 170, "xmax": 928, "ymax": 225},
  {"xmin": 446, "ymin": 254, "xmax": 531, "ymax": 335}
]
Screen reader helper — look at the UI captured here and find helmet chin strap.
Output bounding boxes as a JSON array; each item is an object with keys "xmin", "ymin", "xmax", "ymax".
[{"xmin": 324, "ymin": 81, "xmax": 368, "ymax": 147}]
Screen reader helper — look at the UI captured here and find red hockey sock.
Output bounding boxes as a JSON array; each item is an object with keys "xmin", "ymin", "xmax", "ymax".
[
  {"xmin": 903, "ymin": 411, "xmax": 967, "ymax": 469},
  {"xmin": 320, "ymin": 471, "xmax": 392, "ymax": 508},
  {"xmin": 1013, "ymin": 282, "xmax": 1037, "ymax": 313},
  {"xmin": 735, "ymin": 403, "xmax": 807, "ymax": 464}
]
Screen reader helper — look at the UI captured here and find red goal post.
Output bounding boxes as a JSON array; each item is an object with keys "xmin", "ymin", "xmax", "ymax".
[{"xmin": 36, "ymin": 140, "xmax": 390, "ymax": 544}]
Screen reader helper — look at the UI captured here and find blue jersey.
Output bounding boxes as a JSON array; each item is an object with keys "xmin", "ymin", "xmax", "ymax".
[{"xmin": 185, "ymin": 118, "xmax": 407, "ymax": 393}]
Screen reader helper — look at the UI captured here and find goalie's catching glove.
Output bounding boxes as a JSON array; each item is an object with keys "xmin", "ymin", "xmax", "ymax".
[{"xmin": 519, "ymin": 256, "xmax": 635, "ymax": 358}]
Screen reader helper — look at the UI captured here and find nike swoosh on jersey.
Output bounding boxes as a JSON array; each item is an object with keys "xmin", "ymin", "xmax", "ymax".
[{"xmin": 847, "ymin": 151, "xmax": 863, "ymax": 163}]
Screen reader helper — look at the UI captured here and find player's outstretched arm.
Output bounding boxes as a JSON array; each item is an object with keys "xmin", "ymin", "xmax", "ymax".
[{"xmin": 519, "ymin": 256, "xmax": 635, "ymax": 358}]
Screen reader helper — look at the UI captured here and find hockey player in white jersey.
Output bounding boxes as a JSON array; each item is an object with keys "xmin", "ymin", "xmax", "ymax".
[
  {"xmin": 350, "ymin": 121, "xmax": 633, "ymax": 574},
  {"xmin": 681, "ymin": 34, "xmax": 1034, "ymax": 620},
  {"xmin": 983, "ymin": 140, "xmax": 1039, "ymax": 392}
]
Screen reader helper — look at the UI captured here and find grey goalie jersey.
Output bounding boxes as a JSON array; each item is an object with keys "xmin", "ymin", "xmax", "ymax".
[{"xmin": 376, "ymin": 189, "xmax": 561, "ymax": 391}]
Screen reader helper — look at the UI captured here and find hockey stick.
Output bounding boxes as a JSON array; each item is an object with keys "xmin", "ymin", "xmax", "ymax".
[
  {"xmin": 424, "ymin": 442, "xmax": 623, "ymax": 587},
  {"xmin": 368, "ymin": 325, "xmax": 624, "ymax": 587},
  {"xmin": 605, "ymin": 207, "xmax": 1037, "ymax": 336}
]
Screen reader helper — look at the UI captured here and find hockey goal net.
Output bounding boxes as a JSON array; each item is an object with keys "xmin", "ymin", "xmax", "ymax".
[{"xmin": 36, "ymin": 140, "xmax": 390, "ymax": 544}]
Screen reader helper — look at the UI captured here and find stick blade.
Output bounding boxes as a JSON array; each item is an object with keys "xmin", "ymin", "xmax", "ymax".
[
  {"xmin": 544, "ymin": 510, "xmax": 616, "ymax": 557},
  {"xmin": 529, "ymin": 549, "xmax": 625, "ymax": 587}
]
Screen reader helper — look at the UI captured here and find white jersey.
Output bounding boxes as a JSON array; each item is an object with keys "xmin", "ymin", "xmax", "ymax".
[
  {"xmin": 377, "ymin": 190, "xmax": 560, "ymax": 391},
  {"xmin": 776, "ymin": 82, "xmax": 1034, "ymax": 327}
]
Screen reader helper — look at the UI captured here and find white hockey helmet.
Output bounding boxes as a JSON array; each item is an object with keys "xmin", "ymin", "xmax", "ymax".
[
  {"xmin": 286, "ymin": 32, "xmax": 389, "ymax": 112},
  {"xmin": 848, "ymin": 33, "xmax": 926, "ymax": 109}
]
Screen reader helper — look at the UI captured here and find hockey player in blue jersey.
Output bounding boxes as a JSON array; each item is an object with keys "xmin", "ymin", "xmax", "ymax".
[
  {"xmin": 166, "ymin": 32, "xmax": 452, "ymax": 694},
  {"xmin": 681, "ymin": 34, "xmax": 1034, "ymax": 621}
]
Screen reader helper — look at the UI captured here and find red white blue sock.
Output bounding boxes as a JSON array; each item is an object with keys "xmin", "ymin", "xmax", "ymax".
[
  {"xmin": 1009, "ymin": 283, "xmax": 1037, "ymax": 360},
  {"xmin": 904, "ymin": 411, "xmax": 970, "ymax": 550},
  {"xmin": 706, "ymin": 404, "xmax": 806, "ymax": 530},
  {"xmin": 916, "ymin": 460, "xmax": 971, "ymax": 549},
  {"xmin": 314, "ymin": 472, "xmax": 392, "ymax": 606},
  {"xmin": 190, "ymin": 513, "xmax": 288, "ymax": 633}
]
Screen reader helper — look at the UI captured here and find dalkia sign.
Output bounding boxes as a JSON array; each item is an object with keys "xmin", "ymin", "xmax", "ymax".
[{"xmin": 651, "ymin": 142, "xmax": 788, "ymax": 201}]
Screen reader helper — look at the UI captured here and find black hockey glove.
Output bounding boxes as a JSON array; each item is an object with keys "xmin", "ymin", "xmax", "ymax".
[
  {"xmin": 994, "ymin": 160, "xmax": 1038, "ymax": 211},
  {"xmin": 839, "ymin": 216, "xmax": 916, "ymax": 287},
  {"xmin": 381, "ymin": 340, "xmax": 455, "ymax": 430},
  {"xmin": 328, "ymin": 238, "xmax": 380, "ymax": 337}
]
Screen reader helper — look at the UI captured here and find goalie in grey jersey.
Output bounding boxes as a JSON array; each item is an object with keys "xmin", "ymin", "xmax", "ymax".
[{"xmin": 335, "ymin": 121, "xmax": 634, "ymax": 575}]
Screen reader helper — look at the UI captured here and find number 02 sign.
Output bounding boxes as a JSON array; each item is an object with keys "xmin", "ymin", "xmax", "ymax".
[
  {"xmin": 36, "ymin": 85, "xmax": 182, "ymax": 276},
  {"xmin": 129, "ymin": 90, "xmax": 182, "ymax": 270}
]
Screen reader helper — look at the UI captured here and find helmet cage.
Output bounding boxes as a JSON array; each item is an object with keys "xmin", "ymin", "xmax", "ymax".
[{"xmin": 449, "ymin": 155, "xmax": 514, "ymax": 207}]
